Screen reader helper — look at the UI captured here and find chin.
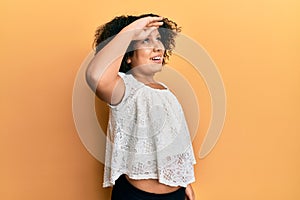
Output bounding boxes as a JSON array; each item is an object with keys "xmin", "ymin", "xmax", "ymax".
[
  {"xmin": 132, "ymin": 63, "xmax": 163, "ymax": 75},
  {"xmin": 151, "ymin": 63, "xmax": 163, "ymax": 72}
]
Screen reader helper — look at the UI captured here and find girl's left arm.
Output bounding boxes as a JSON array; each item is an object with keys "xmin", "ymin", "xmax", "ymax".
[{"xmin": 185, "ymin": 184, "xmax": 195, "ymax": 200}]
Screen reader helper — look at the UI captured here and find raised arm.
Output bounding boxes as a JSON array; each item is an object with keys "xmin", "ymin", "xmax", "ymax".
[{"xmin": 85, "ymin": 16, "xmax": 164, "ymax": 104}]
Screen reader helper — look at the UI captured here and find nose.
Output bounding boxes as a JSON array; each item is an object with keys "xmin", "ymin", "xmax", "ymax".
[
  {"xmin": 153, "ymin": 41, "xmax": 164, "ymax": 52},
  {"xmin": 153, "ymin": 46, "xmax": 162, "ymax": 52}
]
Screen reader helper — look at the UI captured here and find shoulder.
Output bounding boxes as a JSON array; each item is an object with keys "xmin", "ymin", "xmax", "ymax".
[{"xmin": 109, "ymin": 73, "xmax": 143, "ymax": 108}]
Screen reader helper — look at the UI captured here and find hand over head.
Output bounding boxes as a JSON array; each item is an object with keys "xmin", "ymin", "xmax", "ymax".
[{"xmin": 122, "ymin": 16, "xmax": 164, "ymax": 41}]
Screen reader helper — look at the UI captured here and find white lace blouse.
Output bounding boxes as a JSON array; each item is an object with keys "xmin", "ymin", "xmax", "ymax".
[{"xmin": 103, "ymin": 72, "xmax": 196, "ymax": 188}]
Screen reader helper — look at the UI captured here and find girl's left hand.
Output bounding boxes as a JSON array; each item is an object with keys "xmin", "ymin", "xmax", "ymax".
[{"xmin": 185, "ymin": 184, "xmax": 195, "ymax": 200}]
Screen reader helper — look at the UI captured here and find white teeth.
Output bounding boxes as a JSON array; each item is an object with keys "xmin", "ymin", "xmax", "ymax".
[{"xmin": 151, "ymin": 56, "xmax": 161, "ymax": 60}]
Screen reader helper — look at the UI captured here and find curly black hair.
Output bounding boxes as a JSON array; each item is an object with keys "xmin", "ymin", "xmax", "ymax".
[{"xmin": 93, "ymin": 13, "xmax": 181, "ymax": 73}]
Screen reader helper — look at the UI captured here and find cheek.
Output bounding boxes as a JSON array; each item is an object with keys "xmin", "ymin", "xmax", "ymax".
[
  {"xmin": 130, "ymin": 51, "xmax": 148, "ymax": 66},
  {"xmin": 136, "ymin": 49, "xmax": 152, "ymax": 60}
]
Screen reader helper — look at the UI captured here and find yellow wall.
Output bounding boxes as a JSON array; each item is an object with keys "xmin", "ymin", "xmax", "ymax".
[{"xmin": 1, "ymin": 0, "xmax": 300, "ymax": 199}]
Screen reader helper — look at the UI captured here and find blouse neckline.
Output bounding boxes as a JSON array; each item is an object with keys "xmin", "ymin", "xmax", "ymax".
[{"xmin": 128, "ymin": 73, "xmax": 169, "ymax": 91}]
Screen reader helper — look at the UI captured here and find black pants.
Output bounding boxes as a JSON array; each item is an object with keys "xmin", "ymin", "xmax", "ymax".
[{"xmin": 111, "ymin": 174, "xmax": 186, "ymax": 200}]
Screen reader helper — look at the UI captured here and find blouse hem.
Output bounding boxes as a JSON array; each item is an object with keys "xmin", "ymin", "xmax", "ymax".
[{"xmin": 103, "ymin": 172, "xmax": 195, "ymax": 188}]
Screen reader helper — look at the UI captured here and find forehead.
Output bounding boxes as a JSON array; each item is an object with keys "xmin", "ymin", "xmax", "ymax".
[
  {"xmin": 149, "ymin": 29, "xmax": 161, "ymax": 37},
  {"xmin": 132, "ymin": 29, "xmax": 162, "ymax": 49}
]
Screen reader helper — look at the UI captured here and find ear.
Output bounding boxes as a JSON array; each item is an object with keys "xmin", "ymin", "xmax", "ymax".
[{"xmin": 126, "ymin": 58, "xmax": 131, "ymax": 64}]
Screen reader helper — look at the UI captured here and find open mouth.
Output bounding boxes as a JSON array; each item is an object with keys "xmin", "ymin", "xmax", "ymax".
[{"xmin": 150, "ymin": 56, "xmax": 163, "ymax": 63}]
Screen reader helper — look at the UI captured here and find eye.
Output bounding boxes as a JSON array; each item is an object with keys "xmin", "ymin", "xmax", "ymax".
[
  {"xmin": 142, "ymin": 38, "xmax": 150, "ymax": 43},
  {"xmin": 156, "ymin": 37, "xmax": 162, "ymax": 41}
]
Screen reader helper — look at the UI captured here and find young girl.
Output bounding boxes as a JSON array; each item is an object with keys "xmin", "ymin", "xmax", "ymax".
[{"xmin": 86, "ymin": 13, "xmax": 196, "ymax": 200}]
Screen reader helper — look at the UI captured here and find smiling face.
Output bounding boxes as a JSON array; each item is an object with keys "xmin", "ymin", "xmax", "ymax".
[{"xmin": 128, "ymin": 29, "xmax": 165, "ymax": 76}]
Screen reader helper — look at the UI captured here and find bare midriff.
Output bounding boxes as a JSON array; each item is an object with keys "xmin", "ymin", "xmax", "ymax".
[{"xmin": 125, "ymin": 175, "xmax": 181, "ymax": 194}]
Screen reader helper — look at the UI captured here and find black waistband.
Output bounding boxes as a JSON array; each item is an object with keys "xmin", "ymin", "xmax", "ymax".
[{"xmin": 115, "ymin": 174, "xmax": 186, "ymax": 199}]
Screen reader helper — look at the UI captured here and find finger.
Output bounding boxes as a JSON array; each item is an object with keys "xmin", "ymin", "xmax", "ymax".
[
  {"xmin": 146, "ymin": 16, "xmax": 163, "ymax": 24},
  {"xmin": 143, "ymin": 26, "xmax": 158, "ymax": 35},
  {"xmin": 146, "ymin": 16, "xmax": 164, "ymax": 22},
  {"xmin": 147, "ymin": 21, "xmax": 163, "ymax": 27}
]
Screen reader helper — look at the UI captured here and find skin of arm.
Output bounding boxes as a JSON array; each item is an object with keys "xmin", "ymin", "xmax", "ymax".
[
  {"xmin": 85, "ymin": 16, "xmax": 163, "ymax": 105},
  {"xmin": 185, "ymin": 184, "xmax": 195, "ymax": 200}
]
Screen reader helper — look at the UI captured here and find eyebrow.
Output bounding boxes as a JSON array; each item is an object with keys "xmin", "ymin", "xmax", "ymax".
[{"xmin": 151, "ymin": 32, "xmax": 161, "ymax": 38}]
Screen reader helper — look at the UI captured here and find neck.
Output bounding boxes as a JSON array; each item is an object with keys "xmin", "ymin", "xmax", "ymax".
[{"xmin": 129, "ymin": 72, "xmax": 156, "ymax": 84}]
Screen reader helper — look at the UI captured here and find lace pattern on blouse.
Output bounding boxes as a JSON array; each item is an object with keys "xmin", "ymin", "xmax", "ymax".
[{"xmin": 103, "ymin": 72, "xmax": 196, "ymax": 188}]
